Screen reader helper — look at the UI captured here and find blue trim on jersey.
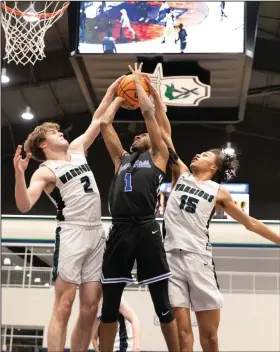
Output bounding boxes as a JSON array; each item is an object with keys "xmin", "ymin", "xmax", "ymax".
[
  {"xmin": 138, "ymin": 272, "xmax": 172, "ymax": 286},
  {"xmin": 101, "ymin": 273, "xmax": 134, "ymax": 284}
]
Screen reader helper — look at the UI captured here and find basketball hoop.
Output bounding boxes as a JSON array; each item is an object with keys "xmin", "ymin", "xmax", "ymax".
[{"xmin": 1, "ymin": 1, "xmax": 70, "ymax": 65}]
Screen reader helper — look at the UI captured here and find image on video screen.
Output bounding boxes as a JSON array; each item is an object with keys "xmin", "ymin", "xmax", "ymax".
[{"xmin": 79, "ymin": 1, "xmax": 244, "ymax": 54}]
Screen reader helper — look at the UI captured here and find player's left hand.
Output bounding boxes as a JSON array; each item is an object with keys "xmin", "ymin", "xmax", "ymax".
[
  {"xmin": 128, "ymin": 62, "xmax": 143, "ymax": 83},
  {"xmin": 142, "ymin": 75, "xmax": 158, "ymax": 98}
]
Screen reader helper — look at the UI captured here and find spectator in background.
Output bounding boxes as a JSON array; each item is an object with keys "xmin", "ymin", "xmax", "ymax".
[{"xmin": 102, "ymin": 30, "xmax": 117, "ymax": 54}]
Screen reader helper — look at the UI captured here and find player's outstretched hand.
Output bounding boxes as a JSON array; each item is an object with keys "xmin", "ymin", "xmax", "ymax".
[
  {"xmin": 108, "ymin": 75, "xmax": 126, "ymax": 94},
  {"xmin": 128, "ymin": 62, "xmax": 143, "ymax": 82},
  {"xmin": 13, "ymin": 145, "xmax": 32, "ymax": 175},
  {"xmin": 142, "ymin": 75, "xmax": 158, "ymax": 99}
]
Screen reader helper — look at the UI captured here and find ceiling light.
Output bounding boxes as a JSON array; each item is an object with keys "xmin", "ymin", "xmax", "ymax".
[
  {"xmin": 14, "ymin": 265, "xmax": 22, "ymax": 270},
  {"xmin": 34, "ymin": 277, "xmax": 41, "ymax": 283},
  {"xmin": 223, "ymin": 142, "xmax": 235, "ymax": 156},
  {"xmin": 22, "ymin": 106, "xmax": 34, "ymax": 120},
  {"xmin": 3, "ymin": 258, "xmax": 11, "ymax": 265},
  {"xmin": 27, "ymin": 273, "xmax": 31, "ymax": 277},
  {"xmin": 44, "ymin": 283, "xmax": 50, "ymax": 287},
  {"xmin": 1, "ymin": 68, "xmax": 10, "ymax": 83}
]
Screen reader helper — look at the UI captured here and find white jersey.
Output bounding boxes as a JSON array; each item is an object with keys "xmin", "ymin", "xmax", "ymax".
[
  {"xmin": 164, "ymin": 172, "xmax": 220, "ymax": 257},
  {"xmin": 120, "ymin": 10, "xmax": 130, "ymax": 28},
  {"xmin": 165, "ymin": 12, "xmax": 175, "ymax": 28},
  {"xmin": 40, "ymin": 152, "xmax": 101, "ymax": 227}
]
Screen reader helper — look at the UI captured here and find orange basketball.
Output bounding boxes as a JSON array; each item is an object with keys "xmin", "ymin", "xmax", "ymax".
[
  {"xmin": 120, "ymin": 99, "xmax": 139, "ymax": 110},
  {"xmin": 117, "ymin": 74, "xmax": 150, "ymax": 106}
]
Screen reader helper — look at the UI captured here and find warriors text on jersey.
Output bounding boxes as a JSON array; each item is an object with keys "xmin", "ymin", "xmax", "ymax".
[
  {"xmin": 109, "ymin": 152, "xmax": 164, "ymax": 218},
  {"xmin": 40, "ymin": 152, "xmax": 101, "ymax": 226},
  {"xmin": 164, "ymin": 172, "xmax": 220, "ymax": 256}
]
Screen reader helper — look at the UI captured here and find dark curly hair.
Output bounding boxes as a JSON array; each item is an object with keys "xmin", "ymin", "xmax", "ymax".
[{"xmin": 209, "ymin": 148, "xmax": 239, "ymax": 183}]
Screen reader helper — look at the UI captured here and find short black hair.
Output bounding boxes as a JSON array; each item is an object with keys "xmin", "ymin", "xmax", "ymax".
[{"xmin": 209, "ymin": 148, "xmax": 239, "ymax": 183}]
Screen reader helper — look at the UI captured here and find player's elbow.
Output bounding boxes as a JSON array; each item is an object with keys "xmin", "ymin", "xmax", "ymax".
[
  {"xmin": 17, "ymin": 204, "xmax": 31, "ymax": 213},
  {"xmin": 244, "ymin": 218, "xmax": 257, "ymax": 232}
]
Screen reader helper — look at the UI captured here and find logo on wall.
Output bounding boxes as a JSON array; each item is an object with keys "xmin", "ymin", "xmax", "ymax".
[{"xmin": 145, "ymin": 63, "xmax": 211, "ymax": 106}]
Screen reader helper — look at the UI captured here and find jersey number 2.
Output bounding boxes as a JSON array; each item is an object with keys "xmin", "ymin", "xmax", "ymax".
[
  {"xmin": 81, "ymin": 176, "xmax": 93, "ymax": 193},
  {"xmin": 124, "ymin": 173, "xmax": 132, "ymax": 192},
  {"xmin": 180, "ymin": 195, "xmax": 199, "ymax": 214}
]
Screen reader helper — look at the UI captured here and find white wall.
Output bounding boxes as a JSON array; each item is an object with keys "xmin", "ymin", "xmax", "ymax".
[
  {"xmin": 2, "ymin": 215, "xmax": 280, "ymax": 245},
  {"xmin": 2, "ymin": 287, "xmax": 279, "ymax": 351}
]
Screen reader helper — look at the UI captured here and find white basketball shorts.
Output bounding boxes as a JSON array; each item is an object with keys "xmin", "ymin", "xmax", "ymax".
[
  {"xmin": 52, "ymin": 224, "xmax": 106, "ymax": 285},
  {"xmin": 166, "ymin": 249, "xmax": 224, "ymax": 312}
]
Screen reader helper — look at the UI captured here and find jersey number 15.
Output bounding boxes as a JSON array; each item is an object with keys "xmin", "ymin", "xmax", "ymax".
[{"xmin": 180, "ymin": 195, "xmax": 199, "ymax": 214}]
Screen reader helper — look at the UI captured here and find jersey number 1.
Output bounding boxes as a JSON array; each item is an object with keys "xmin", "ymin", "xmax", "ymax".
[
  {"xmin": 124, "ymin": 173, "xmax": 132, "ymax": 192},
  {"xmin": 81, "ymin": 176, "xmax": 93, "ymax": 193}
]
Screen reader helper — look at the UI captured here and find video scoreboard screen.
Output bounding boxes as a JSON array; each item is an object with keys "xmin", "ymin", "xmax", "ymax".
[{"xmin": 78, "ymin": 1, "xmax": 244, "ymax": 54}]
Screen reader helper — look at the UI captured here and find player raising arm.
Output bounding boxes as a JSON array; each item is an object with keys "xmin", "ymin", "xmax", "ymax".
[
  {"xmin": 13, "ymin": 76, "xmax": 124, "ymax": 352},
  {"xmin": 144, "ymin": 76, "xmax": 280, "ymax": 352},
  {"xmin": 99, "ymin": 66, "xmax": 179, "ymax": 352}
]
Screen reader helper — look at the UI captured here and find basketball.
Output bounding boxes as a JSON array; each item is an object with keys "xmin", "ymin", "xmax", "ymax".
[
  {"xmin": 120, "ymin": 99, "xmax": 139, "ymax": 110},
  {"xmin": 117, "ymin": 74, "xmax": 150, "ymax": 106}
]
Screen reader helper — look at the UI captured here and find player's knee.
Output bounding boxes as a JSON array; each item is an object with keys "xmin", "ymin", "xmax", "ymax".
[
  {"xmin": 200, "ymin": 330, "xmax": 218, "ymax": 347},
  {"xmin": 55, "ymin": 298, "xmax": 73, "ymax": 323},
  {"xmin": 179, "ymin": 328, "xmax": 193, "ymax": 344},
  {"xmin": 100, "ymin": 307, "xmax": 118, "ymax": 324},
  {"xmin": 79, "ymin": 301, "xmax": 99, "ymax": 321},
  {"xmin": 157, "ymin": 308, "xmax": 174, "ymax": 324},
  {"xmin": 149, "ymin": 280, "xmax": 174, "ymax": 324}
]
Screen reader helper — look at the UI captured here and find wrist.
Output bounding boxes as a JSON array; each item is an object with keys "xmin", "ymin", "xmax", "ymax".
[{"xmin": 15, "ymin": 170, "xmax": 25, "ymax": 179}]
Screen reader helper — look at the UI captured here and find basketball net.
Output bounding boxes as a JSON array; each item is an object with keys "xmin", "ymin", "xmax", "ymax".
[{"xmin": 1, "ymin": 1, "xmax": 70, "ymax": 66}]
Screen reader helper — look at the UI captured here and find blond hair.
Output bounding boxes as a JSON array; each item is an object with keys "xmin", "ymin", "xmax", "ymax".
[{"xmin": 24, "ymin": 122, "xmax": 60, "ymax": 162}]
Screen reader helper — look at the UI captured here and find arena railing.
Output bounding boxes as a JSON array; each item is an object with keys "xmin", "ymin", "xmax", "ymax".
[{"xmin": 2, "ymin": 266, "xmax": 279, "ymax": 294}]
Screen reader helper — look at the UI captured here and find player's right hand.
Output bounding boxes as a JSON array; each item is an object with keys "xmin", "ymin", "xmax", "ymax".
[
  {"xmin": 13, "ymin": 145, "xmax": 32, "ymax": 175},
  {"xmin": 108, "ymin": 75, "xmax": 126, "ymax": 94}
]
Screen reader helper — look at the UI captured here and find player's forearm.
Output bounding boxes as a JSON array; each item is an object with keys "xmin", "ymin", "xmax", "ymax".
[
  {"xmin": 131, "ymin": 317, "xmax": 141, "ymax": 351},
  {"xmin": 135, "ymin": 80, "xmax": 154, "ymax": 117},
  {"xmin": 153, "ymin": 96, "xmax": 171, "ymax": 136},
  {"xmin": 15, "ymin": 173, "xmax": 31, "ymax": 213},
  {"xmin": 94, "ymin": 89, "xmax": 115, "ymax": 119},
  {"xmin": 247, "ymin": 218, "xmax": 280, "ymax": 245}
]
